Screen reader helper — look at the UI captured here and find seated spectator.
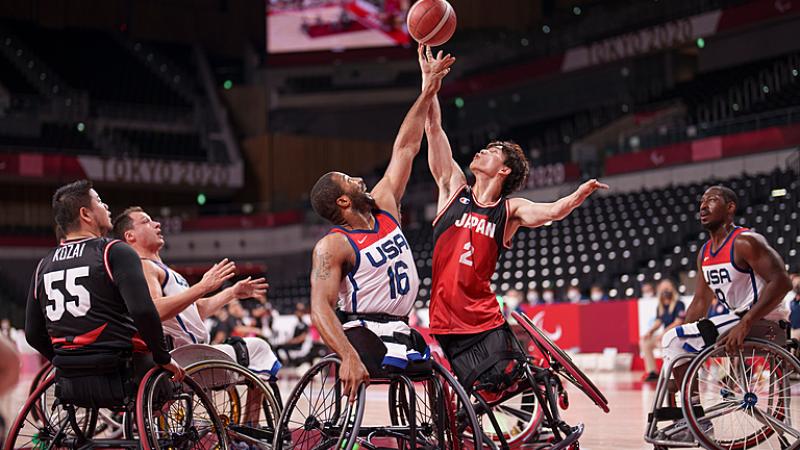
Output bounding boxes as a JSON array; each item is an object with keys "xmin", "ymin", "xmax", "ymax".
[
  {"xmin": 707, "ymin": 295, "xmax": 730, "ymax": 318},
  {"xmin": 275, "ymin": 303, "xmax": 312, "ymax": 366},
  {"xmin": 640, "ymin": 279, "xmax": 685, "ymax": 382},
  {"xmin": 640, "ymin": 282, "xmax": 656, "ymax": 300},
  {"xmin": 542, "ymin": 288, "xmax": 556, "ymax": 304},
  {"xmin": 566, "ymin": 286, "xmax": 584, "ymax": 303},
  {"xmin": 589, "ymin": 284, "xmax": 608, "ymax": 302}
]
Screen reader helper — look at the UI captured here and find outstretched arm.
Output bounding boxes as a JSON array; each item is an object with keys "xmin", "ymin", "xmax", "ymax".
[
  {"xmin": 371, "ymin": 45, "xmax": 455, "ymax": 218},
  {"xmin": 143, "ymin": 258, "xmax": 235, "ymax": 321},
  {"xmin": 507, "ymin": 179, "xmax": 608, "ymax": 233},
  {"xmin": 423, "ymin": 48, "xmax": 466, "ymax": 212},
  {"xmin": 310, "ymin": 234, "xmax": 369, "ymax": 402}
]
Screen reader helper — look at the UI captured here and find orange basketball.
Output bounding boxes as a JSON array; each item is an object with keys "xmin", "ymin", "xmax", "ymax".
[{"xmin": 406, "ymin": 0, "xmax": 457, "ymax": 47}]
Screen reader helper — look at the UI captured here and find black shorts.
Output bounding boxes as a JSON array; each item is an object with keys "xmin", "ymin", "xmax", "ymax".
[
  {"xmin": 435, "ymin": 323, "xmax": 525, "ymax": 392},
  {"xmin": 344, "ymin": 326, "xmax": 430, "ymax": 378}
]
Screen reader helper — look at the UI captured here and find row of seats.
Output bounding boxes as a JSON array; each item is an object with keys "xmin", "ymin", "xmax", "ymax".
[{"xmin": 267, "ymin": 169, "xmax": 799, "ymax": 309}]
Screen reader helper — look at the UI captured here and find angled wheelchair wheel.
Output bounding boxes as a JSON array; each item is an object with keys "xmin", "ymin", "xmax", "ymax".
[
  {"xmin": 473, "ymin": 380, "xmax": 543, "ymax": 448},
  {"xmin": 136, "ymin": 368, "xmax": 230, "ymax": 450},
  {"xmin": 681, "ymin": 338, "xmax": 800, "ymax": 450},
  {"xmin": 185, "ymin": 359, "xmax": 281, "ymax": 447},
  {"xmin": 512, "ymin": 311, "xmax": 610, "ymax": 413},
  {"xmin": 272, "ymin": 356, "xmax": 363, "ymax": 450},
  {"xmin": 388, "ymin": 362, "xmax": 482, "ymax": 450},
  {"xmin": 4, "ymin": 376, "xmax": 100, "ymax": 450}
]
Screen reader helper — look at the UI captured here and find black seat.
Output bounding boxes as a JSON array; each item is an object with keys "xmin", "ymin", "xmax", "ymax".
[{"xmin": 52, "ymin": 352, "xmax": 135, "ymax": 409}]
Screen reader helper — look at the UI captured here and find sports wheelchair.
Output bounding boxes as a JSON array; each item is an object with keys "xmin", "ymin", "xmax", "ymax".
[
  {"xmin": 5, "ymin": 351, "xmax": 229, "ymax": 450},
  {"xmin": 644, "ymin": 321, "xmax": 800, "ymax": 450},
  {"xmin": 21, "ymin": 344, "xmax": 283, "ymax": 449},
  {"xmin": 272, "ymin": 327, "xmax": 483, "ymax": 450},
  {"xmin": 271, "ymin": 311, "xmax": 609, "ymax": 450},
  {"xmin": 456, "ymin": 311, "xmax": 609, "ymax": 450}
]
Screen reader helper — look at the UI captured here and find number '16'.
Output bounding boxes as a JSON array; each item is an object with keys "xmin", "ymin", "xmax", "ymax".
[{"xmin": 387, "ymin": 261, "xmax": 410, "ymax": 299}]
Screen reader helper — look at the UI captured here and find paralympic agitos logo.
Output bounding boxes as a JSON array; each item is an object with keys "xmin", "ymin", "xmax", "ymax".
[{"xmin": 531, "ymin": 311, "xmax": 562, "ymax": 342}]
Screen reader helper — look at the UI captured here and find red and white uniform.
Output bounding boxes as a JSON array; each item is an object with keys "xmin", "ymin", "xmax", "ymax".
[
  {"xmin": 662, "ymin": 226, "xmax": 787, "ymax": 364},
  {"xmin": 429, "ymin": 185, "xmax": 511, "ymax": 335},
  {"xmin": 330, "ymin": 210, "xmax": 419, "ymax": 317}
]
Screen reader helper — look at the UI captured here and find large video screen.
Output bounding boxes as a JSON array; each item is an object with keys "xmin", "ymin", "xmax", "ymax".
[{"xmin": 267, "ymin": 0, "xmax": 412, "ymax": 53}]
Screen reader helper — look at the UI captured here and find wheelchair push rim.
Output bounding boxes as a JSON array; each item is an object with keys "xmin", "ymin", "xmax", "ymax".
[
  {"xmin": 681, "ymin": 337, "xmax": 800, "ymax": 450},
  {"xmin": 512, "ymin": 311, "xmax": 610, "ymax": 413},
  {"xmin": 272, "ymin": 356, "xmax": 360, "ymax": 450}
]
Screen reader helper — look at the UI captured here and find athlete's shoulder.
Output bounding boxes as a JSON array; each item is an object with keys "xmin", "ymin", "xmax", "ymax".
[
  {"xmin": 375, "ymin": 209, "xmax": 401, "ymax": 229},
  {"xmin": 733, "ymin": 228, "xmax": 771, "ymax": 253}
]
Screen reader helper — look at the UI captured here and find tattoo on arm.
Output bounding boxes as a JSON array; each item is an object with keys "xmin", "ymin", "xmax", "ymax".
[{"xmin": 313, "ymin": 250, "xmax": 333, "ymax": 281}]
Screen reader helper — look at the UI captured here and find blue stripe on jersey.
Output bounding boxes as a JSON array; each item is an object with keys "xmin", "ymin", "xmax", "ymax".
[
  {"xmin": 337, "ymin": 233, "xmax": 361, "ymax": 313},
  {"xmin": 330, "ymin": 213, "xmax": 381, "ymax": 234},
  {"xmin": 729, "ymin": 232, "xmax": 750, "ymax": 274},
  {"xmin": 708, "ymin": 226, "xmax": 739, "ymax": 257},
  {"xmin": 750, "ymin": 272, "xmax": 759, "ymax": 304},
  {"xmin": 377, "ymin": 209, "xmax": 401, "ymax": 227},
  {"xmin": 175, "ymin": 314, "xmax": 198, "ymax": 344}
]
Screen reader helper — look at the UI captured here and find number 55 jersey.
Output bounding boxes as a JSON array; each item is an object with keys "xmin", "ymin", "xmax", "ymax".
[
  {"xmin": 429, "ymin": 185, "xmax": 511, "ymax": 335},
  {"xmin": 31, "ymin": 237, "xmax": 152, "ymax": 355}
]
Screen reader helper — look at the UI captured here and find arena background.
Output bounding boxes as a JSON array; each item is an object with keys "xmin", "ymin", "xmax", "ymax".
[{"xmin": 0, "ymin": 0, "xmax": 798, "ymax": 448}]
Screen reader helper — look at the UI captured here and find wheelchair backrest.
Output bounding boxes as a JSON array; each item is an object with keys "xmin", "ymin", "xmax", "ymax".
[{"xmin": 52, "ymin": 352, "xmax": 134, "ymax": 409}]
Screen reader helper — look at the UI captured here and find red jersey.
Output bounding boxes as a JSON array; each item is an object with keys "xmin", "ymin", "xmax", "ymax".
[{"xmin": 429, "ymin": 185, "xmax": 511, "ymax": 334}]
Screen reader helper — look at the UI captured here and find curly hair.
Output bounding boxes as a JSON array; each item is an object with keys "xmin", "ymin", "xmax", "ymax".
[{"xmin": 489, "ymin": 141, "xmax": 529, "ymax": 196}]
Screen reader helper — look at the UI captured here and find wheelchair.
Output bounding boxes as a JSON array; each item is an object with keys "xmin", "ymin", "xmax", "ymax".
[
  {"xmin": 4, "ymin": 351, "xmax": 229, "ymax": 450},
  {"xmin": 644, "ymin": 322, "xmax": 800, "ymax": 449},
  {"xmin": 456, "ymin": 311, "xmax": 610, "ymax": 450},
  {"xmin": 171, "ymin": 344, "xmax": 283, "ymax": 449},
  {"xmin": 271, "ymin": 331, "xmax": 483, "ymax": 450},
  {"xmin": 19, "ymin": 344, "xmax": 283, "ymax": 449}
]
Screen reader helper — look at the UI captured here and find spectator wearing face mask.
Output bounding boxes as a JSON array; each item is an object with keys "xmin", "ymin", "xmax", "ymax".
[
  {"xmin": 526, "ymin": 289, "xmax": 540, "ymax": 306},
  {"xmin": 640, "ymin": 279, "xmax": 685, "ymax": 382},
  {"xmin": 566, "ymin": 286, "xmax": 584, "ymax": 304},
  {"xmin": 542, "ymin": 288, "xmax": 556, "ymax": 304},
  {"xmin": 589, "ymin": 285, "xmax": 608, "ymax": 302},
  {"xmin": 640, "ymin": 282, "xmax": 656, "ymax": 300}
]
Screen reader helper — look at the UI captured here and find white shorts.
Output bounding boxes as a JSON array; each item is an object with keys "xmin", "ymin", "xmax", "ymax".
[
  {"xmin": 214, "ymin": 337, "xmax": 281, "ymax": 379},
  {"xmin": 661, "ymin": 313, "xmax": 741, "ymax": 367}
]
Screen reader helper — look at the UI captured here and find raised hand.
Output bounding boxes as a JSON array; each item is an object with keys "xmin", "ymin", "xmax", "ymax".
[
  {"xmin": 231, "ymin": 276, "xmax": 269, "ymax": 302},
  {"xmin": 575, "ymin": 179, "xmax": 609, "ymax": 201},
  {"xmin": 419, "ymin": 44, "xmax": 455, "ymax": 94},
  {"xmin": 198, "ymin": 258, "xmax": 236, "ymax": 293}
]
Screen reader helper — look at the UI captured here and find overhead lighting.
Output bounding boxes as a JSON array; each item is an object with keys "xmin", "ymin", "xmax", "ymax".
[{"xmin": 771, "ymin": 188, "xmax": 787, "ymax": 197}]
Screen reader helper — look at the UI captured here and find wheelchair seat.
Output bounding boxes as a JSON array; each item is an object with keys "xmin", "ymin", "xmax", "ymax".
[
  {"xmin": 345, "ymin": 326, "xmax": 432, "ymax": 379},
  {"xmin": 52, "ymin": 352, "xmax": 134, "ymax": 409}
]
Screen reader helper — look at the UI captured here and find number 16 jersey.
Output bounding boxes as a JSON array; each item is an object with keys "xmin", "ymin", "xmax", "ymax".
[
  {"xmin": 429, "ymin": 185, "xmax": 511, "ymax": 335},
  {"xmin": 330, "ymin": 210, "xmax": 419, "ymax": 317}
]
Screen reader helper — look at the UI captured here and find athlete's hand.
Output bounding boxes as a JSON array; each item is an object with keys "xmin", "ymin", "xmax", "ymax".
[
  {"xmin": 717, "ymin": 320, "xmax": 752, "ymax": 354},
  {"xmin": 160, "ymin": 358, "xmax": 186, "ymax": 382},
  {"xmin": 231, "ymin": 276, "xmax": 269, "ymax": 302},
  {"xmin": 419, "ymin": 44, "xmax": 455, "ymax": 94},
  {"xmin": 199, "ymin": 258, "xmax": 236, "ymax": 293},
  {"xmin": 575, "ymin": 179, "xmax": 609, "ymax": 202},
  {"xmin": 340, "ymin": 354, "xmax": 369, "ymax": 403}
]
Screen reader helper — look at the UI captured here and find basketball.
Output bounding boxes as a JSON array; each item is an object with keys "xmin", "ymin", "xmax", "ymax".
[{"xmin": 407, "ymin": 0, "xmax": 456, "ymax": 47}]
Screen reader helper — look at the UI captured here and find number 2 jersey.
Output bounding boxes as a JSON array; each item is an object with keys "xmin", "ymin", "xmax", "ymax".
[
  {"xmin": 429, "ymin": 185, "xmax": 511, "ymax": 335},
  {"xmin": 25, "ymin": 237, "xmax": 171, "ymax": 363},
  {"xmin": 330, "ymin": 210, "xmax": 419, "ymax": 317},
  {"xmin": 700, "ymin": 226, "xmax": 787, "ymax": 321}
]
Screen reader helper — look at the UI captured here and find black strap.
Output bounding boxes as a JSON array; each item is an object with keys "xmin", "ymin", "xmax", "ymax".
[
  {"xmin": 224, "ymin": 336, "xmax": 250, "ymax": 367},
  {"xmin": 340, "ymin": 312, "xmax": 408, "ymax": 324},
  {"xmin": 462, "ymin": 350, "xmax": 523, "ymax": 391},
  {"xmin": 697, "ymin": 319, "xmax": 720, "ymax": 347}
]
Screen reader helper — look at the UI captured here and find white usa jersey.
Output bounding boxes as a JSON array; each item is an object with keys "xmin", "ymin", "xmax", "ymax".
[
  {"xmin": 146, "ymin": 259, "xmax": 210, "ymax": 346},
  {"xmin": 330, "ymin": 210, "xmax": 419, "ymax": 316},
  {"xmin": 700, "ymin": 227, "xmax": 787, "ymax": 321}
]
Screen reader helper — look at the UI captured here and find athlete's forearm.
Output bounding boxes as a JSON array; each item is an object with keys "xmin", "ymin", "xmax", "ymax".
[
  {"xmin": 196, "ymin": 288, "xmax": 236, "ymax": 321},
  {"xmin": 546, "ymin": 190, "xmax": 584, "ymax": 222},
  {"xmin": 311, "ymin": 297, "xmax": 359, "ymax": 362},
  {"xmin": 153, "ymin": 283, "xmax": 208, "ymax": 321},
  {"xmin": 741, "ymin": 276, "xmax": 792, "ymax": 325},
  {"xmin": 393, "ymin": 89, "xmax": 436, "ymax": 155}
]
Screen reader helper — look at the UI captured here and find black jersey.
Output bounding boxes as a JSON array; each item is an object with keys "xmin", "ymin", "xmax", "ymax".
[{"xmin": 26, "ymin": 237, "xmax": 170, "ymax": 364}]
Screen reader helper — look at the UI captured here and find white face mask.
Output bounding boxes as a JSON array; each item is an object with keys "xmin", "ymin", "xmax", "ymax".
[
  {"xmin": 527, "ymin": 291, "xmax": 539, "ymax": 303},
  {"xmin": 642, "ymin": 289, "xmax": 654, "ymax": 298},
  {"xmin": 591, "ymin": 292, "xmax": 603, "ymax": 301},
  {"xmin": 567, "ymin": 290, "xmax": 581, "ymax": 301},
  {"xmin": 542, "ymin": 291, "xmax": 554, "ymax": 302}
]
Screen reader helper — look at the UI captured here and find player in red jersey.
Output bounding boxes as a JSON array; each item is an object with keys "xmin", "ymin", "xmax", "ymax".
[
  {"xmin": 420, "ymin": 45, "xmax": 608, "ymax": 389},
  {"xmin": 309, "ymin": 46, "xmax": 454, "ymax": 402}
]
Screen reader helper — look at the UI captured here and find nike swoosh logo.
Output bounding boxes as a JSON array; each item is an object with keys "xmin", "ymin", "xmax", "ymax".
[{"xmin": 357, "ymin": 237, "xmax": 367, "ymax": 244}]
